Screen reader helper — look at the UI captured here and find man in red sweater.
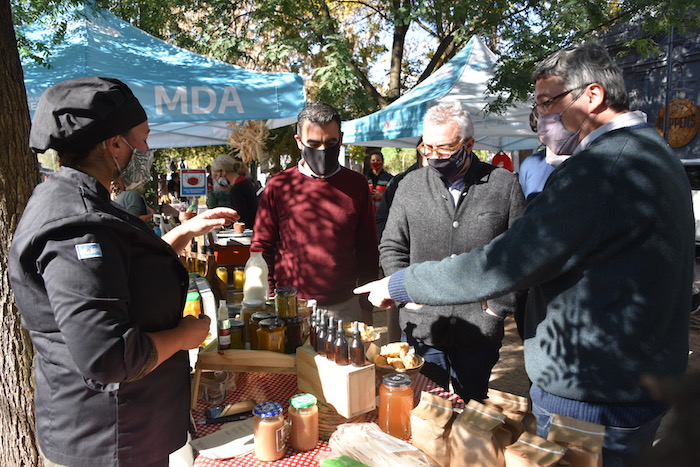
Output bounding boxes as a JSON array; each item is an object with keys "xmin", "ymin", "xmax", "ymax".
[{"xmin": 252, "ymin": 102, "xmax": 378, "ymax": 323}]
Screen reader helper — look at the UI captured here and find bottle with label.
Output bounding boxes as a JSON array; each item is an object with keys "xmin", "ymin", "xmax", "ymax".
[
  {"xmin": 334, "ymin": 319, "xmax": 349, "ymax": 365},
  {"xmin": 253, "ymin": 402, "xmax": 286, "ymax": 462},
  {"xmin": 378, "ymin": 373, "xmax": 414, "ymax": 440},
  {"xmin": 315, "ymin": 313, "xmax": 327, "ymax": 356},
  {"xmin": 243, "ymin": 248, "xmax": 269, "ymax": 302},
  {"xmin": 183, "ymin": 290, "xmax": 201, "ymax": 317},
  {"xmin": 288, "ymin": 393, "xmax": 318, "ymax": 452},
  {"xmin": 349, "ymin": 321, "xmax": 365, "ymax": 367},
  {"xmin": 217, "ymin": 300, "xmax": 231, "ymax": 350},
  {"xmin": 324, "ymin": 316, "xmax": 336, "ymax": 361}
]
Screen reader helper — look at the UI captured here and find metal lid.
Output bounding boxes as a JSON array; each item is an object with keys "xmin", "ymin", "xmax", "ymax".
[
  {"xmin": 241, "ymin": 299, "xmax": 265, "ymax": 308},
  {"xmin": 253, "ymin": 401, "xmax": 283, "ymax": 418},
  {"xmin": 275, "ymin": 286, "xmax": 297, "ymax": 295},
  {"xmin": 250, "ymin": 311, "xmax": 276, "ymax": 322},
  {"xmin": 228, "ymin": 319, "xmax": 245, "ymax": 329},
  {"xmin": 258, "ymin": 318, "xmax": 285, "ymax": 329},
  {"xmin": 382, "ymin": 373, "xmax": 412, "ymax": 388},
  {"xmin": 289, "ymin": 393, "xmax": 317, "ymax": 409}
]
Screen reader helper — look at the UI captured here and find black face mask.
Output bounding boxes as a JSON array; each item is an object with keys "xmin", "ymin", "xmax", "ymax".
[
  {"xmin": 428, "ymin": 146, "xmax": 469, "ymax": 180},
  {"xmin": 301, "ymin": 142, "xmax": 341, "ymax": 177}
]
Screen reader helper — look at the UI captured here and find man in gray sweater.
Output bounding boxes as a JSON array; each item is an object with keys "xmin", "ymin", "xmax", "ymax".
[
  {"xmin": 356, "ymin": 42, "xmax": 694, "ymax": 465},
  {"xmin": 380, "ymin": 101, "xmax": 525, "ymax": 401}
]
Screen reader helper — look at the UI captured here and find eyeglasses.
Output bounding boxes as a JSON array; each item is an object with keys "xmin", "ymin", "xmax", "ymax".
[
  {"xmin": 531, "ymin": 84, "xmax": 592, "ymax": 118},
  {"xmin": 417, "ymin": 139, "xmax": 467, "ymax": 158}
]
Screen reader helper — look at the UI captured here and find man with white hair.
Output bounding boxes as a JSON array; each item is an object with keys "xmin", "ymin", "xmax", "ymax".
[{"xmin": 379, "ymin": 100, "xmax": 526, "ymax": 401}]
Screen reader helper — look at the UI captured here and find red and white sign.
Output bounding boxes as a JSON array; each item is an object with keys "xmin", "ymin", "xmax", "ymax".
[{"xmin": 180, "ymin": 169, "xmax": 208, "ymax": 197}]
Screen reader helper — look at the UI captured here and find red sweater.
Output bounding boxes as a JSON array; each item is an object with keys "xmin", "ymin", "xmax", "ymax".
[{"xmin": 252, "ymin": 166, "xmax": 379, "ymax": 305}]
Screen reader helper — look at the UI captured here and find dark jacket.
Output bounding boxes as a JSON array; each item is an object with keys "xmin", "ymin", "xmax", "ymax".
[
  {"xmin": 10, "ymin": 167, "xmax": 190, "ymax": 466},
  {"xmin": 380, "ymin": 155, "xmax": 526, "ymax": 349}
]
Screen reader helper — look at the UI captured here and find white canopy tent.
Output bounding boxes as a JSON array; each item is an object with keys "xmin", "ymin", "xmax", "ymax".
[{"xmin": 342, "ymin": 36, "xmax": 538, "ymax": 151}]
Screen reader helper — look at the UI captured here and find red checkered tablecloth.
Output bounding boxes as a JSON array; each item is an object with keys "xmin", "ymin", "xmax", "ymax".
[{"xmin": 193, "ymin": 371, "xmax": 464, "ymax": 467}]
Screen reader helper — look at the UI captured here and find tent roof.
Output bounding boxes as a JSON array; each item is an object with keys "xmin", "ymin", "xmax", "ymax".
[
  {"xmin": 21, "ymin": 5, "xmax": 305, "ymax": 148},
  {"xmin": 342, "ymin": 36, "xmax": 538, "ymax": 151}
]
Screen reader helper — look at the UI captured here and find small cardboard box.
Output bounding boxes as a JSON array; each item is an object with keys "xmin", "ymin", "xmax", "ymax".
[{"xmin": 296, "ymin": 345, "xmax": 376, "ymax": 418}]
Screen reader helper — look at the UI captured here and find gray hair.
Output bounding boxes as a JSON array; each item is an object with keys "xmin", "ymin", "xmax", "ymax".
[
  {"xmin": 533, "ymin": 42, "xmax": 629, "ymax": 112},
  {"xmin": 212, "ymin": 154, "xmax": 245, "ymax": 174},
  {"xmin": 296, "ymin": 102, "xmax": 342, "ymax": 135},
  {"xmin": 424, "ymin": 101, "xmax": 474, "ymax": 140}
]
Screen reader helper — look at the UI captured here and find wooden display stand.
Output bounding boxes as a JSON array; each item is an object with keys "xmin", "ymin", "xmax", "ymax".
[
  {"xmin": 296, "ymin": 345, "xmax": 376, "ymax": 419},
  {"xmin": 191, "ymin": 350, "xmax": 296, "ymax": 408}
]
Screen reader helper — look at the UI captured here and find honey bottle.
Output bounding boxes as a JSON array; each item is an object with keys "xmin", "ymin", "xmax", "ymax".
[
  {"xmin": 324, "ymin": 316, "xmax": 336, "ymax": 360},
  {"xmin": 316, "ymin": 313, "xmax": 327, "ymax": 356},
  {"xmin": 349, "ymin": 321, "xmax": 365, "ymax": 367},
  {"xmin": 334, "ymin": 319, "xmax": 349, "ymax": 365}
]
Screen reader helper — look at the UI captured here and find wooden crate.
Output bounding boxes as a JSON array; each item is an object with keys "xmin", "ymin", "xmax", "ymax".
[{"xmin": 296, "ymin": 345, "xmax": 376, "ymax": 419}]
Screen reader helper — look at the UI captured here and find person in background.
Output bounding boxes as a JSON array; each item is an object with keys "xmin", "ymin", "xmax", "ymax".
[
  {"xmin": 380, "ymin": 101, "xmax": 526, "ymax": 401},
  {"xmin": 491, "ymin": 151, "xmax": 514, "ymax": 171},
  {"xmin": 167, "ymin": 171, "xmax": 181, "ymax": 199},
  {"xmin": 112, "ymin": 176, "xmax": 155, "ymax": 224},
  {"xmin": 518, "ymin": 148, "xmax": 554, "ymax": 202},
  {"xmin": 9, "ymin": 76, "xmax": 239, "ymax": 467},
  {"xmin": 356, "ymin": 42, "xmax": 694, "ymax": 465},
  {"xmin": 365, "ymin": 149, "xmax": 393, "ymax": 212},
  {"xmin": 253, "ymin": 102, "xmax": 378, "ymax": 324},
  {"xmin": 206, "ymin": 154, "xmax": 258, "ymax": 228}
]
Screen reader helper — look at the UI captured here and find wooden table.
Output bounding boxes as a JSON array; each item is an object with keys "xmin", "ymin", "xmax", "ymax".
[{"xmin": 192, "ymin": 371, "xmax": 465, "ymax": 467}]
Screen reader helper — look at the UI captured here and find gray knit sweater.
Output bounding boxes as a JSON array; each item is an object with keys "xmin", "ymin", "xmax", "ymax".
[{"xmin": 381, "ymin": 155, "xmax": 526, "ymax": 349}]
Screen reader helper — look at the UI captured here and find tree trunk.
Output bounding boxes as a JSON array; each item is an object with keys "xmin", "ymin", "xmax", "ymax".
[
  {"xmin": 0, "ymin": 0, "xmax": 41, "ymax": 465},
  {"xmin": 386, "ymin": 0, "xmax": 410, "ymax": 103}
]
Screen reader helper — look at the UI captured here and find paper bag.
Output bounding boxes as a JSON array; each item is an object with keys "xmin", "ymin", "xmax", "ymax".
[
  {"xmin": 449, "ymin": 399, "xmax": 510, "ymax": 467},
  {"xmin": 546, "ymin": 414, "xmax": 604, "ymax": 467},
  {"xmin": 504, "ymin": 431, "xmax": 567, "ymax": 466},
  {"xmin": 485, "ymin": 389, "xmax": 533, "ymax": 443},
  {"xmin": 410, "ymin": 391, "xmax": 456, "ymax": 467}
]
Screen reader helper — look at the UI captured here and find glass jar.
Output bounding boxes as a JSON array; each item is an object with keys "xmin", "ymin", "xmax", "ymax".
[
  {"xmin": 228, "ymin": 319, "xmax": 246, "ymax": 349},
  {"xmin": 232, "ymin": 266, "xmax": 245, "ymax": 290},
  {"xmin": 378, "ymin": 373, "xmax": 414, "ymax": 440},
  {"xmin": 288, "ymin": 393, "xmax": 318, "ymax": 452},
  {"xmin": 241, "ymin": 299, "xmax": 265, "ymax": 343},
  {"xmin": 253, "ymin": 402, "xmax": 286, "ymax": 461},
  {"xmin": 216, "ymin": 266, "xmax": 229, "ymax": 286},
  {"xmin": 249, "ymin": 311, "xmax": 276, "ymax": 350},
  {"xmin": 282, "ymin": 315, "xmax": 303, "ymax": 354},
  {"xmin": 257, "ymin": 318, "xmax": 287, "ymax": 353},
  {"xmin": 274, "ymin": 286, "xmax": 298, "ymax": 318}
]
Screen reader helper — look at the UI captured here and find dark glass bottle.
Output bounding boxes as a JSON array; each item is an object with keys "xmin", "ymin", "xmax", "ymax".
[
  {"xmin": 309, "ymin": 309, "xmax": 318, "ymax": 349},
  {"xmin": 316, "ymin": 313, "xmax": 327, "ymax": 356},
  {"xmin": 350, "ymin": 321, "xmax": 365, "ymax": 367},
  {"xmin": 325, "ymin": 316, "xmax": 336, "ymax": 360},
  {"xmin": 334, "ymin": 319, "xmax": 349, "ymax": 365}
]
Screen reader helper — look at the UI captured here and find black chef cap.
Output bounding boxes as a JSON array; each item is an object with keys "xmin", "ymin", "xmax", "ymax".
[{"xmin": 29, "ymin": 76, "xmax": 147, "ymax": 153}]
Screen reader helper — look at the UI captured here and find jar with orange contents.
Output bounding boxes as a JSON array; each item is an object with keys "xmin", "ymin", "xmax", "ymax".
[
  {"xmin": 378, "ymin": 373, "xmax": 414, "ymax": 440},
  {"xmin": 253, "ymin": 402, "xmax": 286, "ymax": 461}
]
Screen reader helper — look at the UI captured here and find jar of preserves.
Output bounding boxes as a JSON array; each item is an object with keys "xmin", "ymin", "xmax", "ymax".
[
  {"xmin": 228, "ymin": 319, "xmax": 246, "ymax": 349},
  {"xmin": 274, "ymin": 286, "xmax": 298, "ymax": 318},
  {"xmin": 232, "ymin": 266, "xmax": 245, "ymax": 290},
  {"xmin": 288, "ymin": 393, "xmax": 318, "ymax": 452},
  {"xmin": 249, "ymin": 311, "xmax": 276, "ymax": 350},
  {"xmin": 241, "ymin": 299, "xmax": 265, "ymax": 343},
  {"xmin": 378, "ymin": 373, "xmax": 414, "ymax": 440},
  {"xmin": 216, "ymin": 266, "xmax": 229, "ymax": 286},
  {"xmin": 282, "ymin": 315, "xmax": 303, "ymax": 354},
  {"xmin": 257, "ymin": 318, "xmax": 287, "ymax": 353},
  {"xmin": 253, "ymin": 402, "xmax": 286, "ymax": 461}
]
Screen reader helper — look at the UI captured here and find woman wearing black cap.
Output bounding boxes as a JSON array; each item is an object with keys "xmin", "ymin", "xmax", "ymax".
[{"xmin": 9, "ymin": 77, "xmax": 239, "ymax": 467}]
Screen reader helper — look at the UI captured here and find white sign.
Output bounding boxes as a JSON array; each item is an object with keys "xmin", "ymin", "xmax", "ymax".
[{"xmin": 180, "ymin": 169, "xmax": 208, "ymax": 197}]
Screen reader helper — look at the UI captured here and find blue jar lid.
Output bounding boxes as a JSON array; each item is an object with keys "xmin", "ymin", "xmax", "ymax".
[{"xmin": 253, "ymin": 401, "xmax": 283, "ymax": 418}]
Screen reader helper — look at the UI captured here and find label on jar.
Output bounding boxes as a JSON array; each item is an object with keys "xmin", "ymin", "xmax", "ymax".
[{"xmin": 275, "ymin": 425, "xmax": 286, "ymax": 452}]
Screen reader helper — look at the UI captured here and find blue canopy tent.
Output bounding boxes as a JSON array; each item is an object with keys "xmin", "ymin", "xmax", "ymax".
[
  {"xmin": 342, "ymin": 36, "xmax": 538, "ymax": 151},
  {"xmin": 21, "ymin": 5, "xmax": 305, "ymax": 148}
]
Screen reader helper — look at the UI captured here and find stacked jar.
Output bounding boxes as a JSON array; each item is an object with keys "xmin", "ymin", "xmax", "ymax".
[{"xmin": 273, "ymin": 286, "xmax": 305, "ymax": 354}]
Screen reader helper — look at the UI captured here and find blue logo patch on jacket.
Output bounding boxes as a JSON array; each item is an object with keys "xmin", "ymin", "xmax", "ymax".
[{"xmin": 75, "ymin": 243, "xmax": 103, "ymax": 260}]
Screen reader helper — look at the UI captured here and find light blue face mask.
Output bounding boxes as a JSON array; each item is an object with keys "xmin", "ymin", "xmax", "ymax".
[{"xmin": 114, "ymin": 137, "xmax": 154, "ymax": 190}]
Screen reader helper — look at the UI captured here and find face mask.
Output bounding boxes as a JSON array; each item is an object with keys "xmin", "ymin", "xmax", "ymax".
[
  {"xmin": 216, "ymin": 176, "xmax": 230, "ymax": 187},
  {"xmin": 428, "ymin": 146, "xmax": 468, "ymax": 180},
  {"xmin": 370, "ymin": 162, "xmax": 383, "ymax": 172},
  {"xmin": 301, "ymin": 142, "xmax": 341, "ymax": 177},
  {"xmin": 113, "ymin": 137, "xmax": 154, "ymax": 190},
  {"xmin": 545, "ymin": 146, "xmax": 570, "ymax": 167},
  {"xmin": 536, "ymin": 113, "xmax": 581, "ymax": 156}
]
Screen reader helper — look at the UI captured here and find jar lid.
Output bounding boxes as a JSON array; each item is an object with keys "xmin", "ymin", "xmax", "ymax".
[
  {"xmin": 229, "ymin": 319, "xmax": 245, "ymax": 329},
  {"xmin": 281, "ymin": 315, "xmax": 302, "ymax": 324},
  {"xmin": 250, "ymin": 311, "xmax": 276, "ymax": 322},
  {"xmin": 241, "ymin": 299, "xmax": 264, "ymax": 308},
  {"xmin": 275, "ymin": 286, "xmax": 297, "ymax": 294},
  {"xmin": 253, "ymin": 401, "xmax": 283, "ymax": 418},
  {"xmin": 290, "ymin": 393, "xmax": 317, "ymax": 409},
  {"xmin": 382, "ymin": 373, "xmax": 412, "ymax": 387},
  {"xmin": 259, "ymin": 318, "xmax": 285, "ymax": 329}
]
